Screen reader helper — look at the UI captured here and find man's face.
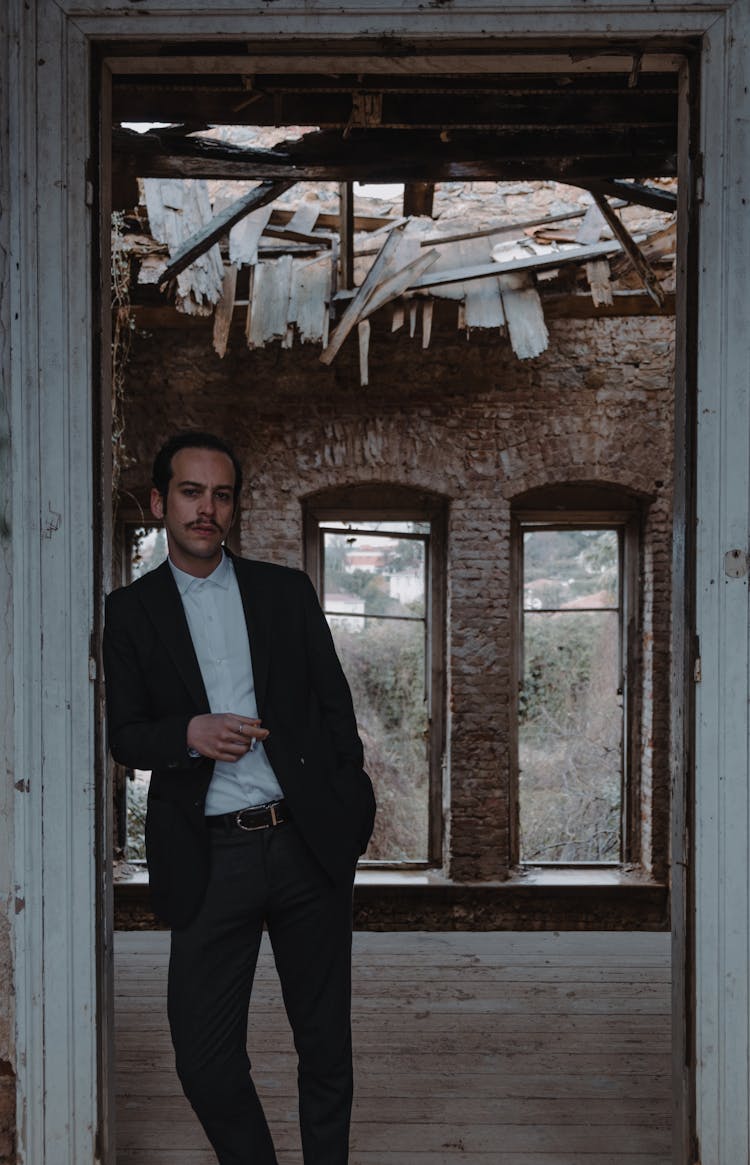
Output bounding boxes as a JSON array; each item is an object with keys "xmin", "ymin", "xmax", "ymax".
[{"xmin": 150, "ymin": 447, "xmax": 237, "ymax": 577}]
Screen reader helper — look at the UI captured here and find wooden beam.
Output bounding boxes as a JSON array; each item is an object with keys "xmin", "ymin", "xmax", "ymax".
[
  {"xmin": 113, "ymin": 127, "xmax": 678, "ymax": 185},
  {"xmin": 590, "ymin": 193, "xmax": 666, "ymax": 307},
  {"xmin": 403, "ymin": 183, "xmax": 435, "ymax": 217},
  {"xmin": 270, "ymin": 208, "xmax": 396, "ymax": 233},
  {"xmin": 157, "ymin": 179, "xmax": 295, "ymax": 288},
  {"xmin": 262, "ymin": 226, "xmax": 332, "ymax": 248},
  {"xmin": 419, "ymin": 203, "xmax": 627, "ymax": 249},
  {"xmin": 578, "ymin": 179, "xmax": 677, "ymax": 212},
  {"xmin": 129, "ymin": 288, "xmax": 675, "ymax": 331},
  {"xmin": 406, "ymin": 238, "xmax": 632, "ymax": 292},
  {"xmin": 339, "ymin": 181, "xmax": 355, "ymax": 290},
  {"xmin": 320, "ymin": 224, "xmax": 408, "ymax": 364},
  {"xmin": 108, "ymin": 53, "xmax": 684, "ymax": 77}
]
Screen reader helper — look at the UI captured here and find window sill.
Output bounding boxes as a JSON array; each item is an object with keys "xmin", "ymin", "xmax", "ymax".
[{"xmin": 114, "ymin": 864, "xmax": 668, "ymax": 931}]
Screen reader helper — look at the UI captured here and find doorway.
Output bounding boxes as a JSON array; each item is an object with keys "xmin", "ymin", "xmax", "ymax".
[{"xmin": 102, "ymin": 38, "xmax": 694, "ymax": 1165}]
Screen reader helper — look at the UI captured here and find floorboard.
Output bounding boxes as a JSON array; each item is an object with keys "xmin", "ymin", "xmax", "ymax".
[{"xmin": 115, "ymin": 930, "xmax": 671, "ymax": 1164}]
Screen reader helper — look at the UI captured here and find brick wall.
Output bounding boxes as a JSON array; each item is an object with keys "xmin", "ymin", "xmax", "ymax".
[{"xmin": 120, "ymin": 309, "xmax": 674, "ymax": 891}]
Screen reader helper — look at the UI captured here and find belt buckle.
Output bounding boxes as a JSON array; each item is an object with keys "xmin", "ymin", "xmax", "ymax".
[{"xmin": 235, "ymin": 808, "xmax": 269, "ymax": 832}]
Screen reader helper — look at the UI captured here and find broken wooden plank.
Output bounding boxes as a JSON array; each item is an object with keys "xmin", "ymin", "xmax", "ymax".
[
  {"xmin": 271, "ymin": 208, "xmax": 396, "ymax": 233},
  {"xmin": 422, "ymin": 300, "xmax": 434, "ymax": 349},
  {"xmin": 262, "ymin": 225, "xmax": 332, "ymax": 249},
  {"xmin": 245, "ymin": 256, "xmax": 293, "ymax": 348},
  {"xmin": 421, "ymin": 206, "xmax": 605, "ymax": 250},
  {"xmin": 591, "ymin": 193, "xmax": 666, "ymax": 307},
  {"xmin": 292, "ymin": 256, "xmax": 332, "ymax": 345},
  {"xmin": 579, "ymin": 179, "xmax": 677, "ymax": 213},
  {"xmin": 143, "ymin": 178, "xmax": 225, "ymax": 313},
  {"xmin": 320, "ymin": 223, "xmax": 408, "ymax": 365},
  {"xmin": 575, "ymin": 202, "xmax": 608, "ymax": 245},
  {"xmin": 358, "ymin": 319, "xmax": 371, "ymax": 387},
  {"xmin": 286, "ymin": 199, "xmax": 321, "ymax": 234},
  {"xmin": 498, "ymin": 271, "xmax": 549, "ymax": 359},
  {"xmin": 585, "ymin": 259, "xmax": 614, "ymax": 307},
  {"xmin": 212, "ymin": 264, "xmax": 238, "ymax": 358},
  {"xmin": 409, "ymin": 237, "xmax": 631, "ymax": 292},
  {"xmin": 157, "ymin": 179, "xmax": 295, "ymax": 288},
  {"xmin": 431, "ymin": 237, "xmax": 506, "ymax": 329},
  {"xmin": 229, "ymin": 203, "xmax": 274, "ymax": 266},
  {"xmin": 359, "ymin": 249, "xmax": 439, "ymax": 322},
  {"xmin": 261, "ymin": 196, "xmax": 330, "ymax": 250},
  {"xmin": 391, "ymin": 303, "xmax": 405, "ymax": 333}
]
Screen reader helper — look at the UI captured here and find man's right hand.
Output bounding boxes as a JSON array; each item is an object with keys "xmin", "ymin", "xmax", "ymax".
[{"xmin": 186, "ymin": 714, "xmax": 270, "ymax": 762}]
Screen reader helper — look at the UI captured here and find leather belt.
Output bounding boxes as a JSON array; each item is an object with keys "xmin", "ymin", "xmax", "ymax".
[{"xmin": 206, "ymin": 799, "xmax": 290, "ymax": 833}]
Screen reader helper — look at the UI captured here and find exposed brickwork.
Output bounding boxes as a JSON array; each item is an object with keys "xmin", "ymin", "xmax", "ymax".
[
  {"xmin": 120, "ymin": 310, "xmax": 674, "ymax": 901},
  {"xmin": 115, "ymin": 879, "xmax": 668, "ymax": 932}
]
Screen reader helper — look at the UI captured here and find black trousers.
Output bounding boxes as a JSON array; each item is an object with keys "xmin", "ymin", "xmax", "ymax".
[{"xmin": 167, "ymin": 820, "xmax": 355, "ymax": 1165}]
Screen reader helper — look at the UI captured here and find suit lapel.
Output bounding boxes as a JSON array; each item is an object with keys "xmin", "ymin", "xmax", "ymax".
[
  {"xmin": 230, "ymin": 554, "xmax": 272, "ymax": 713},
  {"xmin": 137, "ymin": 560, "xmax": 209, "ymax": 712}
]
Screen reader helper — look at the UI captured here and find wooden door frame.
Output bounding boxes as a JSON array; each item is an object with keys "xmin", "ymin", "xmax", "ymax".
[{"xmin": 3, "ymin": 3, "xmax": 748, "ymax": 1163}]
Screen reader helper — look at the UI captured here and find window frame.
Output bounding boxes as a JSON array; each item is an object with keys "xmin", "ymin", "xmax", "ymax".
[
  {"xmin": 112, "ymin": 514, "xmax": 170, "ymax": 861},
  {"xmin": 304, "ymin": 491, "xmax": 446, "ymax": 868},
  {"xmin": 511, "ymin": 504, "xmax": 642, "ymax": 869}
]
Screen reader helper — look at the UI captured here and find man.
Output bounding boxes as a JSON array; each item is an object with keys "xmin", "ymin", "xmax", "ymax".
[{"xmin": 104, "ymin": 431, "xmax": 375, "ymax": 1165}]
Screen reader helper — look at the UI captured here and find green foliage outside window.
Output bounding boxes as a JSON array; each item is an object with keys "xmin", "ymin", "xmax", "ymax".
[{"xmin": 520, "ymin": 528, "xmax": 623, "ymax": 864}]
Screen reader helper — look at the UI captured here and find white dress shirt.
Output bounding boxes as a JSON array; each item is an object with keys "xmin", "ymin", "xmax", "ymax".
[{"xmin": 169, "ymin": 551, "xmax": 284, "ymax": 815}]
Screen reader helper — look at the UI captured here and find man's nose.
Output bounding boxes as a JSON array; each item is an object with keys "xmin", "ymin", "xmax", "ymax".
[{"xmin": 198, "ymin": 493, "xmax": 216, "ymax": 515}]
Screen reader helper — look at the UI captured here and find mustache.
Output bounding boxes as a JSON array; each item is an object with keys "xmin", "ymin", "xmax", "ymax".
[{"xmin": 188, "ymin": 521, "xmax": 220, "ymax": 531}]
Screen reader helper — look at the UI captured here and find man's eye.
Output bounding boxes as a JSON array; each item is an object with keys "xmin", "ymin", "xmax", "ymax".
[{"xmin": 216, "ymin": 492, "xmax": 232, "ymax": 503}]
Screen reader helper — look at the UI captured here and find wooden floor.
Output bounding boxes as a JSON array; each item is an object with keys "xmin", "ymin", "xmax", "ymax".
[{"xmin": 115, "ymin": 930, "xmax": 672, "ymax": 1164}]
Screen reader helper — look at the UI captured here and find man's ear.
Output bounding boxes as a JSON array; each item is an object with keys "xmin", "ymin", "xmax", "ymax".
[{"xmin": 150, "ymin": 488, "xmax": 165, "ymax": 520}]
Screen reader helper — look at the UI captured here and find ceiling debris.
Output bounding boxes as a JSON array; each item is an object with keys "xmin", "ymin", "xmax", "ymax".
[
  {"xmin": 122, "ymin": 164, "xmax": 676, "ymax": 383},
  {"xmin": 142, "ymin": 179, "xmax": 225, "ymax": 315}
]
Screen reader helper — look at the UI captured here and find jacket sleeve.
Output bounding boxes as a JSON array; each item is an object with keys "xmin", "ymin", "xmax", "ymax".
[{"xmin": 103, "ymin": 590, "xmax": 199, "ymax": 772}]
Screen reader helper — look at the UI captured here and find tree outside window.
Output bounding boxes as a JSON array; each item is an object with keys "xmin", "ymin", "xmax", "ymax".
[
  {"xmin": 513, "ymin": 497, "xmax": 641, "ymax": 867},
  {"xmin": 121, "ymin": 524, "xmax": 167, "ymax": 861},
  {"xmin": 305, "ymin": 490, "xmax": 446, "ymax": 866}
]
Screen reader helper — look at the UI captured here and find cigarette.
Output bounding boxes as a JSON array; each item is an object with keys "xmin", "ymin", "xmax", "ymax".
[{"xmin": 249, "ymin": 738, "xmax": 257, "ymax": 752}]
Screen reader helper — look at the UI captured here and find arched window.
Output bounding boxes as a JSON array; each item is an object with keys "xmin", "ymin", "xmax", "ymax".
[
  {"xmin": 512, "ymin": 485, "xmax": 649, "ymax": 867},
  {"xmin": 304, "ymin": 484, "xmax": 447, "ymax": 866}
]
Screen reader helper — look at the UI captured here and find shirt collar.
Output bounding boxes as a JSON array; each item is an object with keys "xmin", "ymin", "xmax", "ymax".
[{"xmin": 168, "ymin": 548, "xmax": 233, "ymax": 595}]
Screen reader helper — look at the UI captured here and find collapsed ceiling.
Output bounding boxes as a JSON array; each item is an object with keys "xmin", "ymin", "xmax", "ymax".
[{"xmin": 111, "ymin": 49, "xmax": 679, "ymax": 380}]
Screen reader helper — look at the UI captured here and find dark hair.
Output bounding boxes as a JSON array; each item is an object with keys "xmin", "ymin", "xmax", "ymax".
[{"xmin": 152, "ymin": 431, "xmax": 243, "ymax": 505}]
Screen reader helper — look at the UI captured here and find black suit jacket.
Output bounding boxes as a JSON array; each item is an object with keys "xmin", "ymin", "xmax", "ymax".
[{"xmin": 103, "ymin": 552, "xmax": 376, "ymax": 928}]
